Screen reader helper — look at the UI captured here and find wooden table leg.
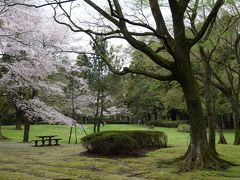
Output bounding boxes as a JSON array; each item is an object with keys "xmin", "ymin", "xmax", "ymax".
[
  {"xmin": 41, "ymin": 139, "xmax": 45, "ymax": 146},
  {"xmin": 55, "ymin": 139, "xmax": 59, "ymax": 145},
  {"xmin": 49, "ymin": 138, "xmax": 52, "ymax": 146}
]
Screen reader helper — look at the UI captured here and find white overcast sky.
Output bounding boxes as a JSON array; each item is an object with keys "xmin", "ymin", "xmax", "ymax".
[{"xmin": 41, "ymin": 0, "xmax": 172, "ymax": 64}]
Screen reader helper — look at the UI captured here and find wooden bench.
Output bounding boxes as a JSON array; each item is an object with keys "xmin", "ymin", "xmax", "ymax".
[
  {"xmin": 45, "ymin": 138, "xmax": 62, "ymax": 146},
  {"xmin": 31, "ymin": 135, "xmax": 62, "ymax": 147},
  {"xmin": 31, "ymin": 139, "xmax": 47, "ymax": 146},
  {"xmin": 52, "ymin": 138, "xmax": 62, "ymax": 145}
]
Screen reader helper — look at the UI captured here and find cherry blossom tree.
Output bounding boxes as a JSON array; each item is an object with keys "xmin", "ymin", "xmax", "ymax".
[
  {"xmin": 0, "ymin": 1, "xmax": 78, "ymax": 141},
  {"xmin": 63, "ymin": 63, "xmax": 96, "ymax": 118}
]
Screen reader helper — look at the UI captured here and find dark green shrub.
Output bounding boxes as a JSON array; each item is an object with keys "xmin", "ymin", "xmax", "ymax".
[
  {"xmin": 150, "ymin": 120, "xmax": 189, "ymax": 128},
  {"xmin": 82, "ymin": 133, "xmax": 138, "ymax": 155},
  {"xmin": 81, "ymin": 130, "xmax": 168, "ymax": 155},
  {"xmin": 105, "ymin": 121, "xmax": 130, "ymax": 124},
  {"xmin": 177, "ymin": 124, "xmax": 190, "ymax": 133},
  {"xmin": 118, "ymin": 131, "xmax": 168, "ymax": 148}
]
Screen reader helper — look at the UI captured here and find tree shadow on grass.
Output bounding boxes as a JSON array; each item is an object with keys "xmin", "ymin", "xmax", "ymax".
[
  {"xmin": 79, "ymin": 146, "xmax": 171, "ymax": 159},
  {"xmin": 0, "ymin": 136, "xmax": 9, "ymax": 141}
]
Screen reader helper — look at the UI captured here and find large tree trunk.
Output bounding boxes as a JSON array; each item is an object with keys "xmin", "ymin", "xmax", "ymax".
[
  {"xmin": 176, "ymin": 53, "xmax": 230, "ymax": 171},
  {"xmin": 23, "ymin": 118, "xmax": 30, "ymax": 143},
  {"xmin": 231, "ymin": 102, "xmax": 240, "ymax": 145}
]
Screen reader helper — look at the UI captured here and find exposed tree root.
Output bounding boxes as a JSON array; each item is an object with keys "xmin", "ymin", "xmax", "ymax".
[
  {"xmin": 217, "ymin": 125, "xmax": 227, "ymax": 144},
  {"xmin": 175, "ymin": 146, "xmax": 234, "ymax": 172},
  {"xmin": 233, "ymin": 138, "xmax": 240, "ymax": 145},
  {"xmin": 0, "ymin": 135, "xmax": 8, "ymax": 140},
  {"xmin": 218, "ymin": 137, "xmax": 227, "ymax": 144}
]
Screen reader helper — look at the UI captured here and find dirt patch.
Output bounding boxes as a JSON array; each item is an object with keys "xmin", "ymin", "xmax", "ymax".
[
  {"xmin": 0, "ymin": 136, "xmax": 8, "ymax": 140},
  {"xmin": 79, "ymin": 146, "xmax": 170, "ymax": 158}
]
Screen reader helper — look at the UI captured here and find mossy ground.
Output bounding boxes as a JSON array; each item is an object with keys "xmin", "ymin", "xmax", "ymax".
[{"xmin": 0, "ymin": 124, "xmax": 239, "ymax": 179}]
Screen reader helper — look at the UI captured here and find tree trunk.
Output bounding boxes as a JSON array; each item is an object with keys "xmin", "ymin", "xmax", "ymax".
[
  {"xmin": 147, "ymin": 112, "xmax": 151, "ymax": 122},
  {"xmin": 71, "ymin": 78, "xmax": 75, "ymax": 120},
  {"xmin": 0, "ymin": 123, "xmax": 3, "ymax": 138},
  {"xmin": 68, "ymin": 126, "xmax": 73, "ymax": 144},
  {"xmin": 198, "ymin": 44, "xmax": 217, "ymax": 153},
  {"xmin": 97, "ymin": 123, "xmax": 101, "ymax": 132},
  {"xmin": 23, "ymin": 118, "xmax": 30, "ymax": 143},
  {"xmin": 231, "ymin": 102, "xmax": 240, "ymax": 145},
  {"xmin": 176, "ymin": 53, "xmax": 230, "ymax": 171},
  {"xmin": 93, "ymin": 88, "xmax": 100, "ymax": 133},
  {"xmin": 215, "ymin": 104, "xmax": 227, "ymax": 144},
  {"xmin": 219, "ymin": 116, "xmax": 224, "ymax": 129},
  {"xmin": 217, "ymin": 124, "xmax": 227, "ymax": 144},
  {"xmin": 15, "ymin": 109, "xmax": 22, "ymax": 130},
  {"xmin": 0, "ymin": 106, "xmax": 9, "ymax": 139},
  {"xmin": 97, "ymin": 86, "xmax": 104, "ymax": 133},
  {"xmin": 204, "ymin": 61, "xmax": 217, "ymax": 153},
  {"xmin": 93, "ymin": 123, "xmax": 97, "ymax": 133},
  {"xmin": 74, "ymin": 125, "xmax": 77, "ymax": 144},
  {"xmin": 154, "ymin": 110, "xmax": 158, "ymax": 121},
  {"xmin": 0, "ymin": 118, "xmax": 7, "ymax": 140}
]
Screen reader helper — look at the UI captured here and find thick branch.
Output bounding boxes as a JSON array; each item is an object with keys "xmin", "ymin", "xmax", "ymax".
[
  {"xmin": 188, "ymin": 0, "xmax": 199, "ymax": 36},
  {"xmin": 87, "ymin": 34, "xmax": 175, "ymax": 82},
  {"xmin": 120, "ymin": 67, "xmax": 175, "ymax": 81},
  {"xmin": 103, "ymin": 59, "xmax": 175, "ymax": 81},
  {"xmin": 82, "ymin": 0, "xmax": 175, "ymax": 71},
  {"xmin": 178, "ymin": 0, "xmax": 191, "ymax": 12},
  {"xmin": 84, "ymin": 0, "xmax": 119, "ymax": 26},
  {"xmin": 190, "ymin": 0, "xmax": 224, "ymax": 47},
  {"xmin": 148, "ymin": 0, "xmax": 173, "ymax": 40}
]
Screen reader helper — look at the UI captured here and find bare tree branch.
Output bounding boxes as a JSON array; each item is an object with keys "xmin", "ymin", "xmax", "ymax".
[
  {"xmin": 190, "ymin": 0, "xmax": 224, "ymax": 47},
  {"xmin": 148, "ymin": 0, "xmax": 173, "ymax": 40},
  {"xmin": 3, "ymin": 0, "xmax": 76, "ymax": 8}
]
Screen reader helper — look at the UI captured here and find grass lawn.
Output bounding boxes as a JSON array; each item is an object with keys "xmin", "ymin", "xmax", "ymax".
[{"xmin": 0, "ymin": 124, "xmax": 239, "ymax": 179}]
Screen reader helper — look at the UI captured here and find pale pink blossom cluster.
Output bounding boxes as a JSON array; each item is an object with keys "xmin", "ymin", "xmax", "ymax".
[
  {"xmin": 104, "ymin": 106, "xmax": 132, "ymax": 116},
  {"xmin": 0, "ymin": 3, "xmax": 64, "ymax": 89},
  {"xmin": 15, "ymin": 98, "xmax": 76, "ymax": 125},
  {"xmin": 0, "ymin": 1, "xmax": 79, "ymax": 124}
]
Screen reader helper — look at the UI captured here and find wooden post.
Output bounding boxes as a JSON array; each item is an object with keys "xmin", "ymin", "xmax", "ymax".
[
  {"xmin": 68, "ymin": 126, "xmax": 73, "ymax": 144},
  {"xmin": 74, "ymin": 125, "xmax": 77, "ymax": 144},
  {"xmin": 79, "ymin": 123, "xmax": 87, "ymax": 136}
]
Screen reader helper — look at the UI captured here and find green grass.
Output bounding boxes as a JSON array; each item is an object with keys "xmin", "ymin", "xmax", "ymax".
[
  {"xmin": 0, "ymin": 124, "xmax": 239, "ymax": 180},
  {"xmin": 1, "ymin": 124, "xmax": 192, "ymax": 145}
]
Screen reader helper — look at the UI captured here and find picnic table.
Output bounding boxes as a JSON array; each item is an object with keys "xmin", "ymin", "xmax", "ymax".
[{"xmin": 31, "ymin": 135, "xmax": 62, "ymax": 147}]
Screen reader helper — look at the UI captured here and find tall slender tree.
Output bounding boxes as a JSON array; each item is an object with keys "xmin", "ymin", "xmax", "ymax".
[
  {"xmin": 192, "ymin": 1, "xmax": 240, "ymax": 145},
  {"xmin": 77, "ymin": 36, "xmax": 110, "ymax": 133}
]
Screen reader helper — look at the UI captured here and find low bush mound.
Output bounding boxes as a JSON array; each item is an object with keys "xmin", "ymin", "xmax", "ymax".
[
  {"xmin": 119, "ymin": 131, "xmax": 168, "ymax": 148},
  {"xmin": 82, "ymin": 133, "xmax": 138, "ymax": 155},
  {"xmin": 150, "ymin": 120, "xmax": 189, "ymax": 128},
  {"xmin": 81, "ymin": 130, "xmax": 167, "ymax": 155},
  {"xmin": 177, "ymin": 124, "xmax": 190, "ymax": 133}
]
